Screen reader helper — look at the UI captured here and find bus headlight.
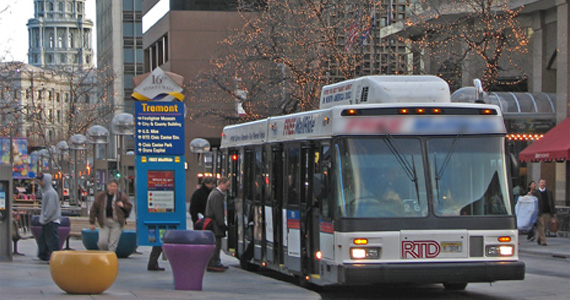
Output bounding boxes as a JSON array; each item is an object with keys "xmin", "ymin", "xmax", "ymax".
[
  {"xmin": 486, "ymin": 245, "xmax": 514, "ymax": 257},
  {"xmin": 350, "ymin": 247, "xmax": 380, "ymax": 259}
]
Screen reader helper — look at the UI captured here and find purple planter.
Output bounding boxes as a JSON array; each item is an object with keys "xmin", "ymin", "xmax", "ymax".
[
  {"xmin": 162, "ymin": 230, "xmax": 216, "ymax": 291},
  {"xmin": 31, "ymin": 216, "xmax": 71, "ymax": 250}
]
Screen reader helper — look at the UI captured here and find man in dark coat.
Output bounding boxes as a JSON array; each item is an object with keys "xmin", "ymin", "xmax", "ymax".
[
  {"xmin": 532, "ymin": 179, "xmax": 556, "ymax": 246},
  {"xmin": 189, "ymin": 177, "xmax": 216, "ymax": 225},
  {"xmin": 205, "ymin": 177, "xmax": 230, "ymax": 272}
]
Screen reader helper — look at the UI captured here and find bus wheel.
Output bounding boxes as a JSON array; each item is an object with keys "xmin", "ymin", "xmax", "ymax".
[{"xmin": 443, "ymin": 283, "xmax": 468, "ymax": 290}]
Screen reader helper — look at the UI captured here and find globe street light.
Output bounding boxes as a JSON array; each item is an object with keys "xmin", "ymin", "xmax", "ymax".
[
  {"xmin": 87, "ymin": 125, "xmax": 109, "ymax": 193},
  {"xmin": 56, "ymin": 140, "xmax": 69, "ymax": 202},
  {"xmin": 69, "ymin": 134, "xmax": 87, "ymax": 208},
  {"xmin": 112, "ymin": 113, "xmax": 134, "ymax": 193}
]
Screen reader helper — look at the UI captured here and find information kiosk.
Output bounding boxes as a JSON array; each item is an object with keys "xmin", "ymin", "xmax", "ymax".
[{"xmin": 132, "ymin": 68, "xmax": 186, "ymax": 246}]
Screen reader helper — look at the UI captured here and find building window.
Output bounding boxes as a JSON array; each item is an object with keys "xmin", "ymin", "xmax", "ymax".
[{"xmin": 49, "ymin": 34, "xmax": 54, "ymax": 48}]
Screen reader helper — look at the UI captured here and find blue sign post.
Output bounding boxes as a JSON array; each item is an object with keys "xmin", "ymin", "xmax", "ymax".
[{"xmin": 135, "ymin": 101, "xmax": 186, "ymax": 246}]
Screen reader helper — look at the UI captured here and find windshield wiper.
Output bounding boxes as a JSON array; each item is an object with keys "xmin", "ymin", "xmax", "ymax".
[
  {"xmin": 383, "ymin": 135, "xmax": 421, "ymax": 203},
  {"xmin": 434, "ymin": 131, "xmax": 463, "ymax": 203}
]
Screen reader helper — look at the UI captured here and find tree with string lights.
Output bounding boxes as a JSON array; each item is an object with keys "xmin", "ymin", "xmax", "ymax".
[
  {"xmin": 187, "ymin": 0, "xmax": 381, "ymax": 124},
  {"xmin": 397, "ymin": 0, "xmax": 529, "ymax": 91}
]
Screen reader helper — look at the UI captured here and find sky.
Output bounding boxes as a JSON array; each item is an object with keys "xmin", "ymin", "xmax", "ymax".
[{"xmin": 0, "ymin": 0, "xmax": 96, "ymax": 64}]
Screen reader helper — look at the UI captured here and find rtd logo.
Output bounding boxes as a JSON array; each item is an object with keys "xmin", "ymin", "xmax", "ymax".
[
  {"xmin": 283, "ymin": 118, "xmax": 297, "ymax": 135},
  {"xmin": 401, "ymin": 240, "xmax": 441, "ymax": 259}
]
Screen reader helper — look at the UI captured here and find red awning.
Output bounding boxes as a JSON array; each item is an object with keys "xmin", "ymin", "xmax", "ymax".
[{"xmin": 519, "ymin": 117, "xmax": 570, "ymax": 162}]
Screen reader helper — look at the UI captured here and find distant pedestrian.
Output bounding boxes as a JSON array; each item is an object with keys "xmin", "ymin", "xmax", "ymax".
[
  {"xmin": 525, "ymin": 181, "xmax": 537, "ymax": 241},
  {"xmin": 89, "ymin": 180, "xmax": 132, "ymax": 252},
  {"xmin": 189, "ymin": 176, "xmax": 216, "ymax": 226},
  {"xmin": 205, "ymin": 177, "xmax": 230, "ymax": 272},
  {"xmin": 36, "ymin": 173, "xmax": 61, "ymax": 262},
  {"xmin": 532, "ymin": 179, "xmax": 556, "ymax": 246}
]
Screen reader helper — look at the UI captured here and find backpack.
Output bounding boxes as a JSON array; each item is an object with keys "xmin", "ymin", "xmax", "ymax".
[
  {"xmin": 118, "ymin": 191, "xmax": 131, "ymax": 219},
  {"xmin": 195, "ymin": 217, "xmax": 213, "ymax": 231}
]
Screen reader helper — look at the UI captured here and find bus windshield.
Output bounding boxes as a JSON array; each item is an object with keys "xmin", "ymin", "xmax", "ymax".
[
  {"xmin": 428, "ymin": 136, "xmax": 512, "ymax": 216},
  {"xmin": 334, "ymin": 137, "xmax": 428, "ymax": 218}
]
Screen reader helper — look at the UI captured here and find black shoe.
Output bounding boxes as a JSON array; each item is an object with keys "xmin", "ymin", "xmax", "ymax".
[
  {"xmin": 148, "ymin": 266, "xmax": 165, "ymax": 271},
  {"xmin": 207, "ymin": 266, "xmax": 226, "ymax": 272}
]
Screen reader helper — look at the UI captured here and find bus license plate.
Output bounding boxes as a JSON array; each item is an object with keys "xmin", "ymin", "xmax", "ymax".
[{"xmin": 441, "ymin": 242, "xmax": 462, "ymax": 253}]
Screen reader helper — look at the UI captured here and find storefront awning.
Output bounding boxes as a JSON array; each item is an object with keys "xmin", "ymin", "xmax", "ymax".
[{"xmin": 519, "ymin": 117, "xmax": 570, "ymax": 162}]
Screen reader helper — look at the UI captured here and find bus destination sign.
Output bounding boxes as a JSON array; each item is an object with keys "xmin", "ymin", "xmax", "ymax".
[{"xmin": 135, "ymin": 102, "xmax": 185, "ymax": 155}]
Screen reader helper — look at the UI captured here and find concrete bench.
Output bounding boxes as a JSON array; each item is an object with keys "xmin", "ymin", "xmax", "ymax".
[
  {"xmin": 50, "ymin": 250, "xmax": 118, "ymax": 294},
  {"xmin": 81, "ymin": 229, "xmax": 137, "ymax": 258}
]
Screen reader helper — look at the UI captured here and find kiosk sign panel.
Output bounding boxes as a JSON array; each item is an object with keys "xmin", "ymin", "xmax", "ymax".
[
  {"xmin": 135, "ymin": 102, "xmax": 184, "ymax": 155},
  {"xmin": 147, "ymin": 170, "xmax": 175, "ymax": 213}
]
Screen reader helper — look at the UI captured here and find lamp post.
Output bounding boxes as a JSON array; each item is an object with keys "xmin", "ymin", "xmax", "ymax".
[
  {"xmin": 189, "ymin": 138, "xmax": 212, "ymax": 185},
  {"xmin": 56, "ymin": 141, "xmax": 69, "ymax": 203},
  {"xmin": 68, "ymin": 134, "xmax": 87, "ymax": 209},
  {"xmin": 87, "ymin": 125, "xmax": 109, "ymax": 193},
  {"xmin": 112, "ymin": 113, "xmax": 134, "ymax": 193},
  {"xmin": 38, "ymin": 148, "xmax": 50, "ymax": 174}
]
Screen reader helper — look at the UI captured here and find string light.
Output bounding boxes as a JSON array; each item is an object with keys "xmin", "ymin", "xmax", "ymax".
[{"xmin": 506, "ymin": 133, "xmax": 544, "ymax": 141}]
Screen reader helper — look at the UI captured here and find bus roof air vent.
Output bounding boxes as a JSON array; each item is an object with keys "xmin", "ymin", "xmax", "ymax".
[{"xmin": 319, "ymin": 75, "xmax": 451, "ymax": 109}]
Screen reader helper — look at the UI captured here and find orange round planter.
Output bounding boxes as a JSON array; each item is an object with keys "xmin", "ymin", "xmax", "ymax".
[{"xmin": 50, "ymin": 250, "xmax": 118, "ymax": 294}]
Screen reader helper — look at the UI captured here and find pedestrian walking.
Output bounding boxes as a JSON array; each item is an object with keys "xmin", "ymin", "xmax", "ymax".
[
  {"xmin": 532, "ymin": 179, "xmax": 556, "ymax": 246},
  {"xmin": 89, "ymin": 180, "xmax": 132, "ymax": 252},
  {"xmin": 36, "ymin": 173, "xmax": 61, "ymax": 262}
]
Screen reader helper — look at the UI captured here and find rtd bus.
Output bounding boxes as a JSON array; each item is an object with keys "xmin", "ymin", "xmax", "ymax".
[{"xmin": 217, "ymin": 75, "xmax": 525, "ymax": 289}]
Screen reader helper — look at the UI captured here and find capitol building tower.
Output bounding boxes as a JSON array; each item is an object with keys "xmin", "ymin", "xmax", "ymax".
[{"xmin": 27, "ymin": 0, "xmax": 94, "ymax": 69}]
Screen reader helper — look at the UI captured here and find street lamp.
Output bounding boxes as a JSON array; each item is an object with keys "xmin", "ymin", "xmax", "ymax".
[
  {"xmin": 87, "ymin": 125, "xmax": 109, "ymax": 193},
  {"xmin": 38, "ymin": 148, "xmax": 50, "ymax": 174},
  {"xmin": 112, "ymin": 113, "xmax": 134, "ymax": 192},
  {"xmin": 68, "ymin": 134, "xmax": 87, "ymax": 208},
  {"xmin": 56, "ymin": 140, "xmax": 69, "ymax": 202}
]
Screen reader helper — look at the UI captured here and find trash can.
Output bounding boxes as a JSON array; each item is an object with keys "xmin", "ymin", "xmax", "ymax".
[{"xmin": 162, "ymin": 230, "xmax": 216, "ymax": 291}]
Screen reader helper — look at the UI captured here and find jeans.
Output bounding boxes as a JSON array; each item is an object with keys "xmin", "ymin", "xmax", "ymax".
[{"xmin": 38, "ymin": 222, "xmax": 60, "ymax": 261}]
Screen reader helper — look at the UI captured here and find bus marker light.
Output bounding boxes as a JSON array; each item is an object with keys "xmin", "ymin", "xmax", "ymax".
[
  {"xmin": 481, "ymin": 109, "xmax": 493, "ymax": 115},
  {"xmin": 432, "ymin": 108, "xmax": 442, "ymax": 114},
  {"xmin": 498, "ymin": 236, "xmax": 511, "ymax": 243},
  {"xmin": 232, "ymin": 154, "xmax": 238, "ymax": 161},
  {"xmin": 416, "ymin": 108, "xmax": 425, "ymax": 114},
  {"xmin": 305, "ymin": 275, "xmax": 310, "ymax": 281},
  {"xmin": 348, "ymin": 109, "xmax": 357, "ymax": 115},
  {"xmin": 315, "ymin": 251, "xmax": 323, "ymax": 260},
  {"xmin": 354, "ymin": 238, "xmax": 368, "ymax": 245},
  {"xmin": 399, "ymin": 109, "xmax": 409, "ymax": 114},
  {"xmin": 262, "ymin": 262, "xmax": 267, "ymax": 267}
]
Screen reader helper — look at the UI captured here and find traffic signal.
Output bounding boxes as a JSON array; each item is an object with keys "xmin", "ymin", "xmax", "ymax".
[{"xmin": 110, "ymin": 169, "xmax": 121, "ymax": 179}]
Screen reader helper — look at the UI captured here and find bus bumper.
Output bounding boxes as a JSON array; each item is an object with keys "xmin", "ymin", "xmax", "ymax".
[{"xmin": 338, "ymin": 261, "xmax": 525, "ymax": 285}]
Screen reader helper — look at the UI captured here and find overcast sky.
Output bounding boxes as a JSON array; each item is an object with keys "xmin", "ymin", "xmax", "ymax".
[{"xmin": 0, "ymin": 0, "xmax": 96, "ymax": 64}]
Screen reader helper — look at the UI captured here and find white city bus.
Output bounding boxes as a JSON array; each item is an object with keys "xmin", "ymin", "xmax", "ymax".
[{"xmin": 217, "ymin": 75, "xmax": 525, "ymax": 289}]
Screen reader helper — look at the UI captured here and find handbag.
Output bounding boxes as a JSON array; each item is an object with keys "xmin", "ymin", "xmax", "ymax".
[
  {"xmin": 195, "ymin": 217, "xmax": 214, "ymax": 231},
  {"xmin": 550, "ymin": 218, "xmax": 559, "ymax": 233}
]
